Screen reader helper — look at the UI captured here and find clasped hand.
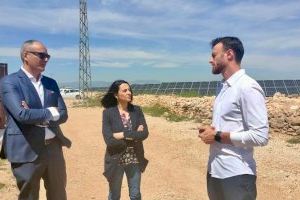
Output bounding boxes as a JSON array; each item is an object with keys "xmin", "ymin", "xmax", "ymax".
[{"xmin": 198, "ymin": 125, "xmax": 216, "ymax": 144}]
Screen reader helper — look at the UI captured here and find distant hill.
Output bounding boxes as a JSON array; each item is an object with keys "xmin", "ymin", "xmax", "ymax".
[{"xmin": 58, "ymin": 81, "xmax": 110, "ymax": 88}]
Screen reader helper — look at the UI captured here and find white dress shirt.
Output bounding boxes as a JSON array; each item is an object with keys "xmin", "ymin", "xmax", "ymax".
[
  {"xmin": 21, "ymin": 67, "xmax": 60, "ymax": 140},
  {"xmin": 0, "ymin": 129, "xmax": 4, "ymax": 147},
  {"xmin": 208, "ymin": 69, "xmax": 269, "ymax": 179}
]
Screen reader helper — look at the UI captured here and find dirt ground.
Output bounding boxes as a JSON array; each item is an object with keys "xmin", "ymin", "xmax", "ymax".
[{"xmin": 1, "ymin": 101, "xmax": 300, "ymax": 200}]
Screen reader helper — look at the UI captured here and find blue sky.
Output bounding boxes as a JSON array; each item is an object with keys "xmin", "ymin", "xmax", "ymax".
[{"xmin": 0, "ymin": 0, "xmax": 299, "ymax": 85}]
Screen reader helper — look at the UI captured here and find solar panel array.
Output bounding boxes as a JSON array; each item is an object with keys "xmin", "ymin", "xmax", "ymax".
[{"xmin": 96, "ymin": 80, "xmax": 300, "ymax": 97}]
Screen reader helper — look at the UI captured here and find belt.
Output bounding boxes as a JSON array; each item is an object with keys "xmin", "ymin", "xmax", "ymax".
[{"xmin": 45, "ymin": 137, "xmax": 57, "ymax": 145}]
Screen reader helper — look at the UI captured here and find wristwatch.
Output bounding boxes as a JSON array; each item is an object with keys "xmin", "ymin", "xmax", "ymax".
[{"xmin": 214, "ymin": 131, "xmax": 222, "ymax": 143}]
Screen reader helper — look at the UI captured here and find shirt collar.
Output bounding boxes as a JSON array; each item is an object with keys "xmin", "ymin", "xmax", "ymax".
[
  {"xmin": 21, "ymin": 66, "xmax": 43, "ymax": 83},
  {"xmin": 224, "ymin": 69, "xmax": 245, "ymax": 87}
]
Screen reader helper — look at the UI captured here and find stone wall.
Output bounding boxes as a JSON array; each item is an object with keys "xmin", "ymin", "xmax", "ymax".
[{"xmin": 134, "ymin": 93, "xmax": 300, "ymax": 136}]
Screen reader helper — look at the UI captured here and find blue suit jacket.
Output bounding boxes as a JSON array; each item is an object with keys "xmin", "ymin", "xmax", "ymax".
[{"xmin": 0, "ymin": 69, "xmax": 71, "ymax": 163}]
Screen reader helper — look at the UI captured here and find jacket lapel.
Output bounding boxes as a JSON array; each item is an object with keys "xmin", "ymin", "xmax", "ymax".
[
  {"xmin": 17, "ymin": 70, "xmax": 43, "ymax": 108},
  {"xmin": 41, "ymin": 77, "xmax": 50, "ymax": 107},
  {"xmin": 129, "ymin": 106, "xmax": 137, "ymax": 128},
  {"xmin": 112, "ymin": 106, "xmax": 124, "ymax": 129}
]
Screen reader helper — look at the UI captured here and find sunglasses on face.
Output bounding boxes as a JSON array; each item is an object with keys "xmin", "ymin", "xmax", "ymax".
[{"xmin": 27, "ymin": 51, "xmax": 51, "ymax": 60}]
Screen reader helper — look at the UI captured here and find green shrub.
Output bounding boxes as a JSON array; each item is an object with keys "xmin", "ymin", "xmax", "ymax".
[
  {"xmin": 142, "ymin": 104, "xmax": 190, "ymax": 122},
  {"xmin": 0, "ymin": 182, "xmax": 5, "ymax": 190},
  {"xmin": 73, "ymin": 94, "xmax": 103, "ymax": 107},
  {"xmin": 287, "ymin": 136, "xmax": 300, "ymax": 144}
]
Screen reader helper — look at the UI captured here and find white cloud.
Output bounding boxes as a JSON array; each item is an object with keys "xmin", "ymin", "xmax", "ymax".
[
  {"xmin": 91, "ymin": 48, "xmax": 161, "ymax": 60},
  {"xmin": 100, "ymin": 0, "xmax": 211, "ymax": 16},
  {"xmin": 224, "ymin": 1, "xmax": 300, "ymax": 21},
  {"xmin": 3, "ymin": 45, "xmax": 299, "ymax": 72},
  {"xmin": 2, "ymin": 1, "xmax": 299, "ymax": 49},
  {"xmin": 0, "ymin": 7, "xmax": 78, "ymax": 33},
  {"xmin": 91, "ymin": 60, "xmax": 129, "ymax": 68},
  {"xmin": 0, "ymin": 47, "xmax": 19, "ymax": 57},
  {"xmin": 49, "ymin": 47, "xmax": 77, "ymax": 59},
  {"xmin": 244, "ymin": 54, "xmax": 300, "ymax": 71},
  {"xmin": 151, "ymin": 62, "xmax": 181, "ymax": 68},
  {"xmin": 246, "ymin": 29, "xmax": 300, "ymax": 50}
]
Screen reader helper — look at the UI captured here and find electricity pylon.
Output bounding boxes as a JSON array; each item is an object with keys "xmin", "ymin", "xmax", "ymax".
[{"xmin": 79, "ymin": 0, "xmax": 91, "ymax": 98}]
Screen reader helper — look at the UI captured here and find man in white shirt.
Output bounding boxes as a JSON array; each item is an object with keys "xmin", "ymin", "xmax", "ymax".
[
  {"xmin": 0, "ymin": 40, "xmax": 71, "ymax": 200},
  {"xmin": 199, "ymin": 37, "xmax": 269, "ymax": 200}
]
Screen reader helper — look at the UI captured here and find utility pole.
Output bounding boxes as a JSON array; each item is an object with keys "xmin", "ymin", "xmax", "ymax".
[{"xmin": 79, "ymin": 0, "xmax": 91, "ymax": 98}]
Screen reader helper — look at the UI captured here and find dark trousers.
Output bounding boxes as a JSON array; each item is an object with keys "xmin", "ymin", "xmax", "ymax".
[
  {"xmin": 108, "ymin": 164, "xmax": 141, "ymax": 200},
  {"xmin": 11, "ymin": 139, "xmax": 67, "ymax": 200},
  {"xmin": 207, "ymin": 173, "xmax": 257, "ymax": 200}
]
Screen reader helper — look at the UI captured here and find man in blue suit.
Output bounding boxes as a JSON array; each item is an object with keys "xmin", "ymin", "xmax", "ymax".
[{"xmin": 0, "ymin": 40, "xmax": 71, "ymax": 200}]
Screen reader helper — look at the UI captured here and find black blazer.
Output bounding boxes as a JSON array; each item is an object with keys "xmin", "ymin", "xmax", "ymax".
[{"xmin": 102, "ymin": 105, "xmax": 149, "ymax": 181}]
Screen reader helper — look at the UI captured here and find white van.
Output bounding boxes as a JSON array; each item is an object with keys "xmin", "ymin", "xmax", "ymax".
[{"xmin": 60, "ymin": 88, "xmax": 82, "ymax": 99}]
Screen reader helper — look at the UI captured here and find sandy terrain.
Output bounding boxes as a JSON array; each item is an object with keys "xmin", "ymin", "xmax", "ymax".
[{"xmin": 1, "ymin": 101, "xmax": 300, "ymax": 200}]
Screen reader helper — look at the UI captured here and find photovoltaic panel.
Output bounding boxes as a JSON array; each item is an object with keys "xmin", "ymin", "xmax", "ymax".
[
  {"xmin": 261, "ymin": 88, "xmax": 267, "ymax": 95},
  {"xmin": 159, "ymin": 83, "xmax": 169, "ymax": 89},
  {"xmin": 167, "ymin": 82, "xmax": 176, "ymax": 89},
  {"xmin": 274, "ymin": 80, "xmax": 285, "ymax": 87},
  {"xmin": 191, "ymin": 82, "xmax": 201, "ymax": 88},
  {"xmin": 264, "ymin": 80, "xmax": 275, "ymax": 87},
  {"xmin": 209, "ymin": 81, "xmax": 218, "ymax": 88},
  {"xmin": 200, "ymin": 81, "xmax": 209, "ymax": 88},
  {"xmin": 283, "ymin": 80, "xmax": 295, "ymax": 87},
  {"xmin": 286, "ymin": 87, "xmax": 299, "ymax": 95},
  {"xmin": 175, "ymin": 82, "xmax": 185, "ymax": 88},
  {"xmin": 96, "ymin": 79, "xmax": 299, "ymax": 97},
  {"xmin": 275, "ymin": 87, "xmax": 287, "ymax": 94},
  {"xmin": 265, "ymin": 87, "xmax": 277, "ymax": 96},
  {"xmin": 183, "ymin": 82, "xmax": 193, "ymax": 89},
  {"xmin": 257, "ymin": 81, "xmax": 265, "ymax": 88}
]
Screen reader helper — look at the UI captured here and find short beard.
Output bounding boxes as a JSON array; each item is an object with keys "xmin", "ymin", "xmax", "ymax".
[{"xmin": 212, "ymin": 64, "xmax": 224, "ymax": 74}]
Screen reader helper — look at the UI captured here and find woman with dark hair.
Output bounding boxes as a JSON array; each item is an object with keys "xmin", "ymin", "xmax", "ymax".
[{"xmin": 101, "ymin": 80, "xmax": 149, "ymax": 200}]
